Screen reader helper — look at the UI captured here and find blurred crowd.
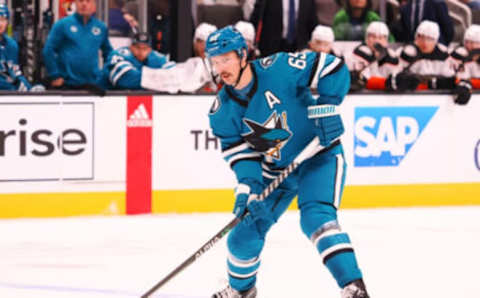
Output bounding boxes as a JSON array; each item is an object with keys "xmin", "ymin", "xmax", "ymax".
[{"xmin": 1, "ymin": 0, "xmax": 480, "ymax": 104}]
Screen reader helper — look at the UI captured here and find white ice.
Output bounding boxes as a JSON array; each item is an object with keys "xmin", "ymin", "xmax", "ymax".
[{"xmin": 1, "ymin": 206, "xmax": 480, "ymax": 298}]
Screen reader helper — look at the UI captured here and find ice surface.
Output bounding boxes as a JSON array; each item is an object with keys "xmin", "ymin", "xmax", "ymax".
[{"xmin": 1, "ymin": 207, "xmax": 479, "ymax": 298}]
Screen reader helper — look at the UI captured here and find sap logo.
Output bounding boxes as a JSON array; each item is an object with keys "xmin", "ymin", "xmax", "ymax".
[{"xmin": 354, "ymin": 106, "xmax": 438, "ymax": 167}]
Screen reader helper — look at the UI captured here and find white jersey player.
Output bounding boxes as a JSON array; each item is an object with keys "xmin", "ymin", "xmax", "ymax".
[
  {"xmin": 306, "ymin": 25, "xmax": 342, "ymax": 57},
  {"xmin": 450, "ymin": 24, "xmax": 480, "ymax": 104},
  {"xmin": 398, "ymin": 20, "xmax": 456, "ymax": 90},
  {"xmin": 348, "ymin": 21, "xmax": 418, "ymax": 91}
]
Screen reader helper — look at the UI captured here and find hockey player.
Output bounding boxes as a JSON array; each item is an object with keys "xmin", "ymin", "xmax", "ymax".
[
  {"xmin": 307, "ymin": 25, "xmax": 341, "ymax": 57},
  {"xmin": 194, "ymin": 22, "xmax": 217, "ymax": 59},
  {"xmin": 0, "ymin": 4, "xmax": 33, "ymax": 91},
  {"xmin": 43, "ymin": 0, "xmax": 113, "ymax": 89},
  {"xmin": 234, "ymin": 21, "xmax": 260, "ymax": 60},
  {"xmin": 99, "ymin": 32, "xmax": 173, "ymax": 90},
  {"xmin": 449, "ymin": 24, "xmax": 480, "ymax": 105},
  {"xmin": 349, "ymin": 21, "xmax": 419, "ymax": 91},
  {"xmin": 206, "ymin": 26, "xmax": 369, "ymax": 298},
  {"xmin": 398, "ymin": 20, "xmax": 456, "ymax": 91}
]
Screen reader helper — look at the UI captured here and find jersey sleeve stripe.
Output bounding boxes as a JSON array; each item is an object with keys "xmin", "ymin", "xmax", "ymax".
[
  {"xmin": 227, "ymin": 153, "xmax": 263, "ymax": 167},
  {"xmin": 222, "ymin": 142, "xmax": 250, "ymax": 158},
  {"xmin": 229, "ymin": 155, "xmax": 263, "ymax": 168},
  {"xmin": 307, "ymin": 53, "xmax": 320, "ymax": 86},
  {"xmin": 262, "ymin": 171, "xmax": 277, "ymax": 179},
  {"xmin": 109, "ymin": 61, "xmax": 132, "ymax": 82},
  {"xmin": 309, "ymin": 52, "xmax": 326, "ymax": 88},
  {"xmin": 319, "ymin": 57, "xmax": 344, "ymax": 79},
  {"xmin": 353, "ymin": 47, "xmax": 375, "ymax": 63},
  {"xmin": 112, "ymin": 66, "xmax": 135, "ymax": 85}
]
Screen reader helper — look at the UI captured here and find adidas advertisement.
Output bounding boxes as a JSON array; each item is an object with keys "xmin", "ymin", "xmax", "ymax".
[
  {"xmin": 341, "ymin": 95, "xmax": 480, "ymax": 185},
  {"xmin": 0, "ymin": 101, "xmax": 94, "ymax": 181},
  {"xmin": 126, "ymin": 96, "xmax": 153, "ymax": 214}
]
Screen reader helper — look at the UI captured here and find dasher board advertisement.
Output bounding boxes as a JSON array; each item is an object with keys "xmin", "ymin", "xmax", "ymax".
[{"xmin": 0, "ymin": 101, "xmax": 94, "ymax": 181}]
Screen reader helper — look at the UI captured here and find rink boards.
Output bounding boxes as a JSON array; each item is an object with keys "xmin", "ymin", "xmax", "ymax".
[{"xmin": 0, "ymin": 93, "xmax": 479, "ymax": 217}]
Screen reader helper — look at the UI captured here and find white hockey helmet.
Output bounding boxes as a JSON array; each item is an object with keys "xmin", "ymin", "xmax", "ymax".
[
  {"xmin": 234, "ymin": 21, "xmax": 256, "ymax": 44},
  {"xmin": 366, "ymin": 21, "xmax": 389, "ymax": 37},
  {"xmin": 194, "ymin": 22, "xmax": 218, "ymax": 41},
  {"xmin": 415, "ymin": 20, "xmax": 440, "ymax": 41},
  {"xmin": 464, "ymin": 24, "xmax": 480, "ymax": 44},
  {"xmin": 311, "ymin": 25, "xmax": 334, "ymax": 43}
]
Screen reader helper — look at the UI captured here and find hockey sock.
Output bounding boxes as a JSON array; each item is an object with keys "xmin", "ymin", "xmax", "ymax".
[
  {"xmin": 227, "ymin": 254, "xmax": 260, "ymax": 291},
  {"xmin": 311, "ymin": 220, "xmax": 363, "ymax": 287}
]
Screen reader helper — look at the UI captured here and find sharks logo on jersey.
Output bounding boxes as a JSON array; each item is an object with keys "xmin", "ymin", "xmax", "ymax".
[{"xmin": 243, "ymin": 111, "xmax": 292, "ymax": 160}]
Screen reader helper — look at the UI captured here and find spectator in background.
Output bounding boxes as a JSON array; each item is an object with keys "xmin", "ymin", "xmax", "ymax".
[
  {"xmin": 99, "ymin": 32, "xmax": 173, "ymax": 90},
  {"xmin": 392, "ymin": 0, "xmax": 454, "ymax": 46},
  {"xmin": 108, "ymin": 0, "xmax": 132, "ymax": 36},
  {"xmin": 398, "ymin": 20, "xmax": 455, "ymax": 90},
  {"xmin": 234, "ymin": 20, "xmax": 261, "ymax": 59},
  {"xmin": 250, "ymin": 0, "xmax": 318, "ymax": 56},
  {"xmin": 450, "ymin": 25, "xmax": 480, "ymax": 105},
  {"xmin": 0, "ymin": 4, "xmax": 30, "ymax": 91},
  {"xmin": 457, "ymin": 0, "xmax": 480, "ymax": 11},
  {"xmin": 348, "ymin": 21, "xmax": 419, "ymax": 91},
  {"xmin": 123, "ymin": 1, "xmax": 140, "ymax": 32},
  {"xmin": 43, "ymin": 0, "xmax": 113, "ymax": 89},
  {"xmin": 306, "ymin": 25, "xmax": 341, "ymax": 57},
  {"xmin": 193, "ymin": 22, "xmax": 217, "ymax": 59},
  {"xmin": 332, "ymin": 0, "xmax": 381, "ymax": 41}
]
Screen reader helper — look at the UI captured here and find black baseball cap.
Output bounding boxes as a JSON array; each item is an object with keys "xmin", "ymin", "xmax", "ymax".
[{"xmin": 132, "ymin": 32, "xmax": 151, "ymax": 46}]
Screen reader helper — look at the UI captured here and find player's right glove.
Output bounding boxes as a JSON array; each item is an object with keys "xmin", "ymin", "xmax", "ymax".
[
  {"xmin": 233, "ymin": 179, "xmax": 272, "ymax": 225},
  {"xmin": 308, "ymin": 104, "xmax": 344, "ymax": 147}
]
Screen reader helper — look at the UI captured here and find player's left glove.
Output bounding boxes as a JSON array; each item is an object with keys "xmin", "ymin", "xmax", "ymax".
[
  {"xmin": 308, "ymin": 104, "xmax": 344, "ymax": 147},
  {"xmin": 233, "ymin": 180, "xmax": 272, "ymax": 225},
  {"xmin": 454, "ymin": 81, "xmax": 472, "ymax": 105}
]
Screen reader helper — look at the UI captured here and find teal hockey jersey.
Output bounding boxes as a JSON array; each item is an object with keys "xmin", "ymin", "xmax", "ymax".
[{"xmin": 209, "ymin": 51, "xmax": 349, "ymax": 185}]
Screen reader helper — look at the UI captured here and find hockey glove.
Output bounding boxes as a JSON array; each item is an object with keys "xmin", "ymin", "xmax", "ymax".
[
  {"xmin": 308, "ymin": 104, "xmax": 344, "ymax": 147},
  {"xmin": 16, "ymin": 76, "xmax": 32, "ymax": 92},
  {"xmin": 386, "ymin": 72, "xmax": 420, "ymax": 91},
  {"xmin": 454, "ymin": 81, "xmax": 472, "ymax": 105},
  {"xmin": 427, "ymin": 77, "xmax": 456, "ymax": 90},
  {"xmin": 233, "ymin": 181, "xmax": 272, "ymax": 225},
  {"xmin": 349, "ymin": 71, "xmax": 366, "ymax": 92}
]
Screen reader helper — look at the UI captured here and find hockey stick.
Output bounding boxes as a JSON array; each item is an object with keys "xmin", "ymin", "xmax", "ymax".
[{"xmin": 141, "ymin": 136, "xmax": 323, "ymax": 298}]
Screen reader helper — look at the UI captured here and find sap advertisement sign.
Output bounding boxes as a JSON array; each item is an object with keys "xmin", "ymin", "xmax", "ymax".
[
  {"xmin": 0, "ymin": 102, "xmax": 94, "ymax": 181},
  {"xmin": 353, "ymin": 106, "xmax": 438, "ymax": 167}
]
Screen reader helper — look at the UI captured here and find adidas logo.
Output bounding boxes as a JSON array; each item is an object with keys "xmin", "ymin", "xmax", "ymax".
[{"xmin": 127, "ymin": 103, "xmax": 152, "ymax": 127}]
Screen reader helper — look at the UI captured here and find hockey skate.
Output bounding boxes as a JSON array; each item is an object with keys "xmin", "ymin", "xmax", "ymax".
[
  {"xmin": 211, "ymin": 285, "xmax": 257, "ymax": 298},
  {"xmin": 341, "ymin": 279, "xmax": 369, "ymax": 298}
]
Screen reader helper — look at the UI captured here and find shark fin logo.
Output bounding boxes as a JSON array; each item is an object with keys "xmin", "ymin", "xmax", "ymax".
[
  {"xmin": 354, "ymin": 106, "xmax": 438, "ymax": 167},
  {"xmin": 243, "ymin": 111, "xmax": 292, "ymax": 160}
]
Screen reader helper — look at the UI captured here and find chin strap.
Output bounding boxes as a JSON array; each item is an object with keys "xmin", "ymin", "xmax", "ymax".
[{"xmin": 233, "ymin": 53, "xmax": 248, "ymax": 88}]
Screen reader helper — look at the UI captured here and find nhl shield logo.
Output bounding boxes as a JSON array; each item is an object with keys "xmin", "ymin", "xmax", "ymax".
[{"xmin": 259, "ymin": 54, "xmax": 278, "ymax": 69}]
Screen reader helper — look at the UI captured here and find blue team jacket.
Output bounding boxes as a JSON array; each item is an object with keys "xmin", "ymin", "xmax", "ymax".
[
  {"xmin": 42, "ymin": 13, "xmax": 113, "ymax": 86},
  {"xmin": 99, "ymin": 46, "xmax": 172, "ymax": 90}
]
